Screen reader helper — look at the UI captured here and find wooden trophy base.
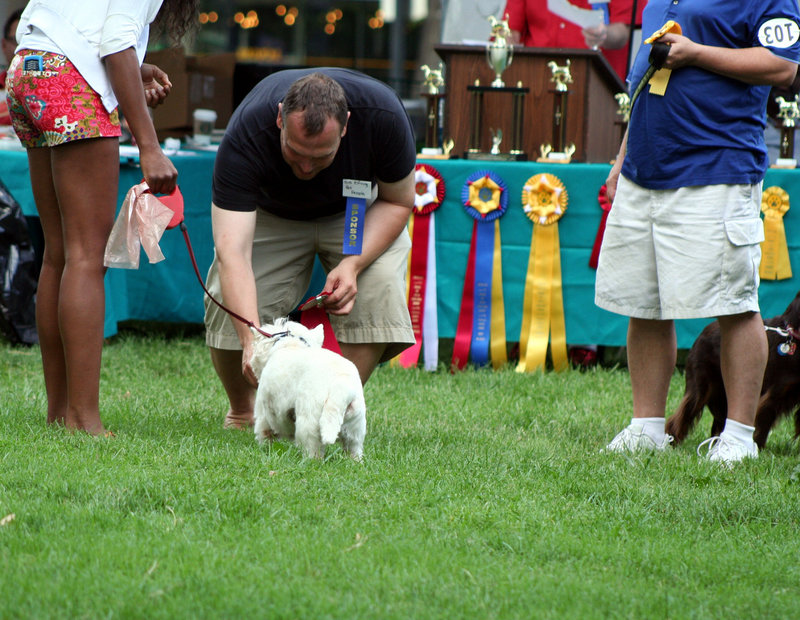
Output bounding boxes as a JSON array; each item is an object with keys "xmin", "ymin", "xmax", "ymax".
[
  {"xmin": 464, "ymin": 150, "xmax": 527, "ymax": 161},
  {"xmin": 419, "ymin": 147, "xmax": 451, "ymax": 160},
  {"xmin": 771, "ymin": 157, "xmax": 798, "ymax": 169},
  {"xmin": 536, "ymin": 152, "xmax": 573, "ymax": 164}
]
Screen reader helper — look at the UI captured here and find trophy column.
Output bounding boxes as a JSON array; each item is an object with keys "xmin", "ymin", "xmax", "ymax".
[
  {"xmin": 468, "ymin": 83, "xmax": 484, "ymax": 155},
  {"xmin": 511, "ymin": 82, "xmax": 526, "ymax": 156},
  {"xmin": 773, "ymin": 95, "xmax": 800, "ymax": 169},
  {"xmin": 465, "ymin": 85, "xmax": 529, "ymax": 160},
  {"xmin": 461, "ymin": 14, "xmax": 528, "ymax": 160},
  {"xmin": 419, "ymin": 63, "xmax": 449, "ymax": 157},
  {"xmin": 538, "ymin": 60, "xmax": 576, "ymax": 163},
  {"xmin": 422, "ymin": 93, "xmax": 445, "ymax": 150}
]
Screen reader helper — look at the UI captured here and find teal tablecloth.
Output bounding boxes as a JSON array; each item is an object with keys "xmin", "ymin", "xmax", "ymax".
[
  {"xmin": 419, "ymin": 158, "xmax": 800, "ymax": 349},
  {"xmin": 2, "ymin": 148, "xmax": 217, "ymax": 338},
  {"xmin": 3, "ymin": 149, "xmax": 799, "ymax": 349}
]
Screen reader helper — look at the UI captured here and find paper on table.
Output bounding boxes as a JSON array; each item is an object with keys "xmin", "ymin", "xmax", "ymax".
[{"xmin": 547, "ymin": 0, "xmax": 604, "ymax": 30}]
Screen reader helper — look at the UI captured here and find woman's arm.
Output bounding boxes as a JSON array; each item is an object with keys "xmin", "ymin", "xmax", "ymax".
[{"xmin": 104, "ymin": 47, "xmax": 178, "ymax": 193}]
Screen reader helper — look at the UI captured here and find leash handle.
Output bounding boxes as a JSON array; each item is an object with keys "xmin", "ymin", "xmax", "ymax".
[
  {"xmin": 629, "ymin": 41, "xmax": 670, "ymax": 109},
  {"xmin": 139, "ymin": 181, "xmax": 185, "ymax": 230},
  {"xmin": 629, "ymin": 21, "xmax": 682, "ymax": 109}
]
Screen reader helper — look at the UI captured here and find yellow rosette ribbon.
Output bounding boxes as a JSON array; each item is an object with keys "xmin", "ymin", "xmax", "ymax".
[
  {"xmin": 516, "ymin": 173, "xmax": 568, "ymax": 373},
  {"xmin": 760, "ymin": 186, "xmax": 792, "ymax": 280}
]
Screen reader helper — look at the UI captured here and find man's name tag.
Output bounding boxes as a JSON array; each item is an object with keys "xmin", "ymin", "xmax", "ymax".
[
  {"xmin": 342, "ymin": 179, "xmax": 372, "ymax": 255},
  {"xmin": 343, "ymin": 179, "xmax": 372, "ymax": 200}
]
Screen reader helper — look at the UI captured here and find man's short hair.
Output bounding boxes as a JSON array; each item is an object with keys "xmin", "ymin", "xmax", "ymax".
[{"xmin": 282, "ymin": 72, "xmax": 348, "ymax": 135}]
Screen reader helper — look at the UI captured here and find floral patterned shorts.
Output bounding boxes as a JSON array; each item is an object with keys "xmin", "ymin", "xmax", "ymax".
[{"xmin": 5, "ymin": 50, "xmax": 121, "ymax": 148}]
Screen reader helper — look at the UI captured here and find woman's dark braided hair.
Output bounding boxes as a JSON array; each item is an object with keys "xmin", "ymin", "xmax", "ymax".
[{"xmin": 152, "ymin": 0, "xmax": 200, "ymax": 45}]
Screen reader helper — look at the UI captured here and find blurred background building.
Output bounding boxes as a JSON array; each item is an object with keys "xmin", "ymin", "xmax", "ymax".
[
  {"xmin": 3, "ymin": 1, "xmax": 482, "ymax": 121},
  {"xmin": 0, "ymin": 0, "xmax": 508, "ymax": 139}
]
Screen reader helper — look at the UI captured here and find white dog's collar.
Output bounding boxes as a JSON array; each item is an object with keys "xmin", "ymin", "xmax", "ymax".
[{"xmin": 272, "ymin": 331, "xmax": 312, "ymax": 347}]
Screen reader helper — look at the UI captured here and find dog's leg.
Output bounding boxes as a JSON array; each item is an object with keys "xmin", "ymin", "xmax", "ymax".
[
  {"xmin": 666, "ymin": 379, "xmax": 718, "ymax": 444},
  {"xmin": 339, "ymin": 403, "xmax": 366, "ymax": 461},
  {"xmin": 295, "ymin": 413, "xmax": 325, "ymax": 459},
  {"xmin": 253, "ymin": 393, "xmax": 273, "ymax": 443},
  {"xmin": 706, "ymin": 389, "xmax": 728, "ymax": 438},
  {"xmin": 752, "ymin": 391, "xmax": 778, "ymax": 449},
  {"xmin": 254, "ymin": 416, "xmax": 272, "ymax": 443}
]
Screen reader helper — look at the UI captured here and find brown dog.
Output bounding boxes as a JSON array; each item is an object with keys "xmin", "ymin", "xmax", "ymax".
[{"xmin": 666, "ymin": 292, "xmax": 800, "ymax": 449}]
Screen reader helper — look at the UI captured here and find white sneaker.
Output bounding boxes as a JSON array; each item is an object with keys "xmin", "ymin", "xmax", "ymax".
[
  {"xmin": 697, "ymin": 435, "xmax": 758, "ymax": 465},
  {"xmin": 603, "ymin": 425, "xmax": 674, "ymax": 453}
]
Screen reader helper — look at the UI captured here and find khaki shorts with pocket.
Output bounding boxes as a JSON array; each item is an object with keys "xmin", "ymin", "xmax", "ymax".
[
  {"xmin": 595, "ymin": 176, "xmax": 764, "ymax": 320},
  {"xmin": 204, "ymin": 207, "xmax": 414, "ymax": 362}
]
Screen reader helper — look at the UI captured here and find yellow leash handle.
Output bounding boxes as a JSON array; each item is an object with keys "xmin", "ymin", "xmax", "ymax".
[
  {"xmin": 644, "ymin": 20, "xmax": 682, "ymax": 45},
  {"xmin": 644, "ymin": 21, "xmax": 682, "ymax": 96},
  {"xmin": 629, "ymin": 20, "xmax": 683, "ymax": 106}
]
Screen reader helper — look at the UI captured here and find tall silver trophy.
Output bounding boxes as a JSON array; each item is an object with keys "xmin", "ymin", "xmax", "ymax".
[
  {"xmin": 774, "ymin": 95, "xmax": 800, "ymax": 168},
  {"xmin": 486, "ymin": 15, "xmax": 514, "ymax": 88}
]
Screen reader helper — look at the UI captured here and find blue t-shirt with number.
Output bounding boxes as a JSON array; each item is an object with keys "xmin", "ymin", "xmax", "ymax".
[{"xmin": 622, "ymin": 0, "xmax": 800, "ymax": 189}]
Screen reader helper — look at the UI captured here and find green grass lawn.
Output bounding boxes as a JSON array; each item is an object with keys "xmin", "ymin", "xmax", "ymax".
[{"xmin": 2, "ymin": 331, "xmax": 800, "ymax": 619}]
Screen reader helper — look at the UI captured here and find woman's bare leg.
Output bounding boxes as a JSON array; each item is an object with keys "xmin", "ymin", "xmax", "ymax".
[
  {"xmin": 29, "ymin": 137, "xmax": 119, "ymax": 434},
  {"xmin": 27, "ymin": 147, "xmax": 67, "ymax": 425}
]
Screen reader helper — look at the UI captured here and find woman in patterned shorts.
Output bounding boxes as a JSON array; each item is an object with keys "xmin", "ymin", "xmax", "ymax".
[{"xmin": 5, "ymin": 1, "xmax": 198, "ymax": 435}]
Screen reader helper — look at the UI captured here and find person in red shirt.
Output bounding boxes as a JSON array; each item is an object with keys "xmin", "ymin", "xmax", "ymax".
[
  {"xmin": 1, "ymin": 9, "xmax": 23, "ymax": 126},
  {"xmin": 503, "ymin": 0, "xmax": 642, "ymax": 80}
]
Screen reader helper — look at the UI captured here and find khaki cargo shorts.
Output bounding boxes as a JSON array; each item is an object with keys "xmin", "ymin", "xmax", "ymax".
[
  {"xmin": 595, "ymin": 176, "xmax": 764, "ymax": 320},
  {"xmin": 205, "ymin": 208, "xmax": 414, "ymax": 362}
]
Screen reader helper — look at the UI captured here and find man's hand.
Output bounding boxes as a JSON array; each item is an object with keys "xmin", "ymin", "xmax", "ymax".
[
  {"xmin": 241, "ymin": 341, "xmax": 258, "ymax": 387},
  {"xmin": 584, "ymin": 22, "xmax": 629, "ymax": 50},
  {"xmin": 583, "ymin": 24, "xmax": 608, "ymax": 49},
  {"xmin": 606, "ymin": 156, "xmax": 623, "ymax": 203},
  {"xmin": 656, "ymin": 33, "xmax": 700, "ymax": 70},
  {"xmin": 322, "ymin": 259, "xmax": 359, "ymax": 315}
]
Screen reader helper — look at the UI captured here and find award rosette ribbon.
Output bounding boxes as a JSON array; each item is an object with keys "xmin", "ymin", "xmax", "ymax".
[
  {"xmin": 516, "ymin": 173, "xmax": 569, "ymax": 373},
  {"xmin": 451, "ymin": 170, "xmax": 509, "ymax": 370},
  {"xmin": 589, "ymin": 183, "xmax": 612, "ymax": 269},
  {"xmin": 760, "ymin": 186, "xmax": 792, "ymax": 281},
  {"xmin": 397, "ymin": 163, "xmax": 445, "ymax": 370}
]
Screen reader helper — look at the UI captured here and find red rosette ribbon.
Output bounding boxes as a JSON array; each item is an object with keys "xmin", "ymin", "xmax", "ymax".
[
  {"xmin": 398, "ymin": 164, "xmax": 445, "ymax": 369},
  {"xmin": 589, "ymin": 183, "xmax": 613, "ymax": 269}
]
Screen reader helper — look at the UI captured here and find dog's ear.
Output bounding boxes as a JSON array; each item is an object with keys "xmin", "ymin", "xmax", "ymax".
[{"xmin": 311, "ymin": 324, "xmax": 325, "ymax": 347}]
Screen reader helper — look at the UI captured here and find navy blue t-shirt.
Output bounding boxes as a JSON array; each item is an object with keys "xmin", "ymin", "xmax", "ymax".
[
  {"xmin": 212, "ymin": 68, "xmax": 416, "ymax": 220},
  {"xmin": 623, "ymin": 0, "xmax": 800, "ymax": 189}
]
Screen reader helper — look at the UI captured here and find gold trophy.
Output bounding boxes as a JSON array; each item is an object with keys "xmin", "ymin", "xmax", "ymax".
[
  {"xmin": 420, "ymin": 63, "xmax": 447, "ymax": 157},
  {"xmin": 614, "ymin": 92, "xmax": 631, "ymax": 124},
  {"xmin": 486, "ymin": 15, "xmax": 514, "ymax": 88},
  {"xmin": 773, "ymin": 95, "xmax": 800, "ymax": 169},
  {"xmin": 613, "ymin": 92, "xmax": 631, "ymax": 157},
  {"xmin": 490, "ymin": 128, "xmax": 503, "ymax": 155},
  {"xmin": 538, "ymin": 60, "xmax": 576, "ymax": 163},
  {"xmin": 463, "ymin": 15, "xmax": 528, "ymax": 160}
]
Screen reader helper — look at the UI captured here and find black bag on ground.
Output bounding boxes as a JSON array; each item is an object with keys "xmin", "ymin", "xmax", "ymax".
[{"xmin": 0, "ymin": 178, "xmax": 38, "ymax": 345}]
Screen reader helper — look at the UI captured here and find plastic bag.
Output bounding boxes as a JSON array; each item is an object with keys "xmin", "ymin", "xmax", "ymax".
[
  {"xmin": 0, "ymin": 179, "xmax": 38, "ymax": 345},
  {"xmin": 104, "ymin": 182, "xmax": 175, "ymax": 269}
]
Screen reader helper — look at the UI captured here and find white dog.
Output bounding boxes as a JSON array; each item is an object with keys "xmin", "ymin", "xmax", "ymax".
[{"xmin": 250, "ymin": 318, "xmax": 366, "ymax": 460}]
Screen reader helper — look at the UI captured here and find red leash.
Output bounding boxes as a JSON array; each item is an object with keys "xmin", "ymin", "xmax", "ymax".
[
  {"xmin": 180, "ymin": 221, "xmax": 338, "ymax": 347},
  {"xmin": 178, "ymin": 222, "xmax": 280, "ymax": 339},
  {"xmin": 145, "ymin": 184, "xmax": 277, "ymax": 338},
  {"xmin": 153, "ymin": 184, "xmax": 334, "ymax": 343}
]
